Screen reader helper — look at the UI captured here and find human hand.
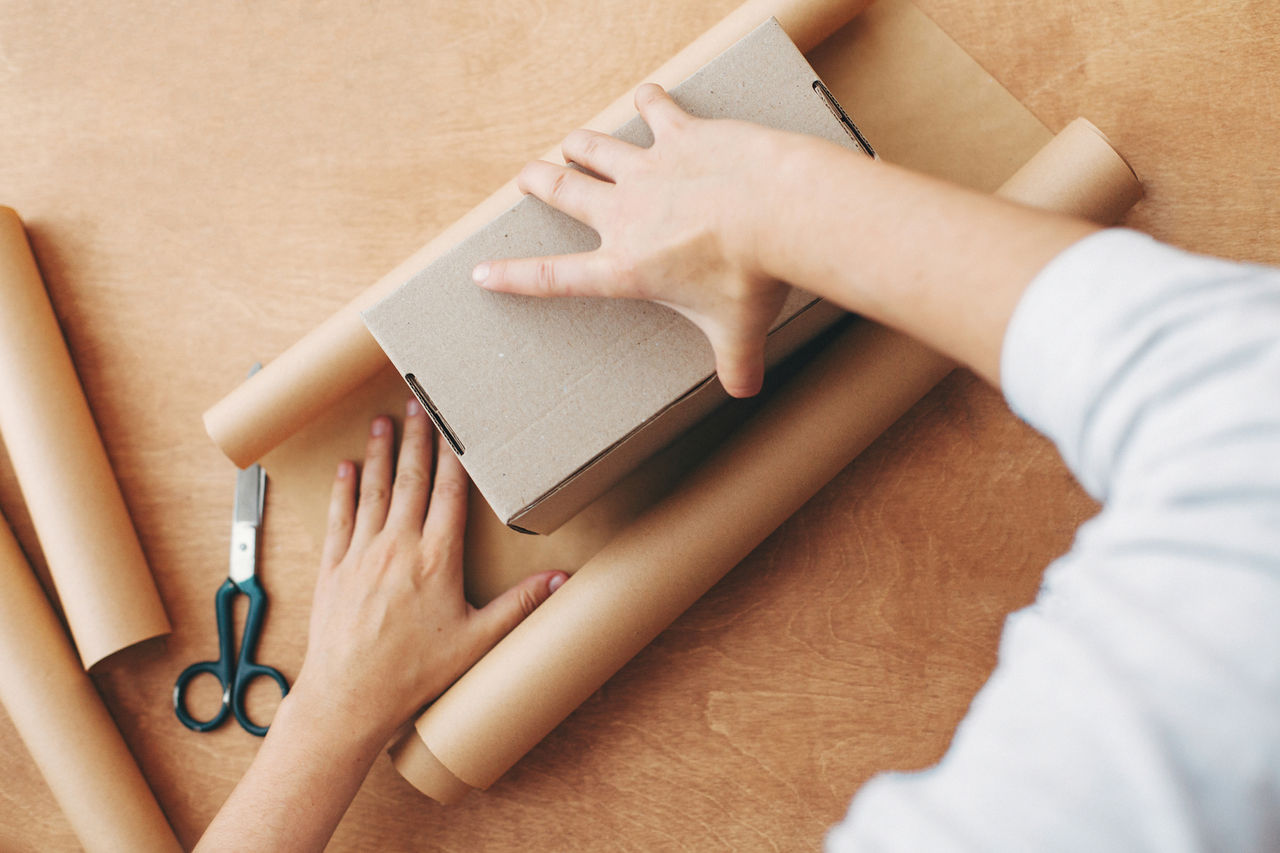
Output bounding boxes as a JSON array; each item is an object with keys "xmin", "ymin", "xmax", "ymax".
[
  {"xmin": 288, "ymin": 400, "xmax": 567, "ymax": 744},
  {"xmin": 472, "ymin": 83, "xmax": 798, "ymax": 398}
]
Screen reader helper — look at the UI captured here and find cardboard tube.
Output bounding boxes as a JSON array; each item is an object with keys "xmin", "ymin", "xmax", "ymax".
[
  {"xmin": 201, "ymin": 0, "xmax": 875, "ymax": 468},
  {"xmin": 0, "ymin": 208, "xmax": 169, "ymax": 668},
  {"xmin": 389, "ymin": 119, "xmax": 1143, "ymax": 802},
  {"xmin": 0, "ymin": 511, "xmax": 180, "ymax": 851},
  {"xmin": 999, "ymin": 118, "xmax": 1142, "ymax": 222}
]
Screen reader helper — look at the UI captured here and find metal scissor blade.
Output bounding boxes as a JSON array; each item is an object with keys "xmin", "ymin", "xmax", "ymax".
[
  {"xmin": 233, "ymin": 464, "xmax": 265, "ymax": 526},
  {"xmin": 229, "ymin": 363, "xmax": 265, "ymax": 584}
]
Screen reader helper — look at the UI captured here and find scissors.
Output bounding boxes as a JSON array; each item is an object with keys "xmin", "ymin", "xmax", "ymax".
[{"xmin": 174, "ymin": 372, "xmax": 289, "ymax": 736}]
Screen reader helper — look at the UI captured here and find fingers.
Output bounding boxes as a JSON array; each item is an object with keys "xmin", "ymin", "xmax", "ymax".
[
  {"xmin": 474, "ymin": 250, "xmax": 617, "ymax": 299},
  {"xmin": 350, "ymin": 415, "xmax": 395, "ymax": 547},
  {"xmin": 561, "ymin": 129, "xmax": 635, "ymax": 182},
  {"xmin": 422, "ymin": 432, "xmax": 470, "ymax": 548},
  {"xmin": 635, "ymin": 83, "xmax": 688, "ymax": 137},
  {"xmin": 471, "ymin": 571, "xmax": 567, "ymax": 652},
  {"xmin": 384, "ymin": 399, "xmax": 435, "ymax": 531},
  {"xmin": 320, "ymin": 460, "xmax": 357, "ymax": 569},
  {"xmin": 708, "ymin": 330, "xmax": 767, "ymax": 398},
  {"xmin": 517, "ymin": 159, "xmax": 610, "ymax": 228}
]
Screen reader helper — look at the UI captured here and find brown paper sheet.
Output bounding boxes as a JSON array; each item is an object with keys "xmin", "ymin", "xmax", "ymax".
[
  {"xmin": 0, "ymin": 510, "xmax": 180, "ymax": 851},
  {"xmin": 0, "ymin": 207, "xmax": 169, "ymax": 669},
  {"xmin": 201, "ymin": 0, "xmax": 876, "ymax": 471},
  {"xmin": 258, "ymin": 0, "xmax": 1068, "ymax": 612},
  {"xmin": 389, "ymin": 119, "xmax": 1143, "ymax": 803}
]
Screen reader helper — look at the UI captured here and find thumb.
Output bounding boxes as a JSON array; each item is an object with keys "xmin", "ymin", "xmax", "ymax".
[
  {"xmin": 708, "ymin": 331, "xmax": 767, "ymax": 398},
  {"xmin": 470, "ymin": 570, "xmax": 568, "ymax": 651}
]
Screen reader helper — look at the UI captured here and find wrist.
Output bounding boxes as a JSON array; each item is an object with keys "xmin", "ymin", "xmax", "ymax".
[
  {"xmin": 750, "ymin": 134, "xmax": 869, "ymax": 292},
  {"xmin": 274, "ymin": 675, "xmax": 398, "ymax": 756}
]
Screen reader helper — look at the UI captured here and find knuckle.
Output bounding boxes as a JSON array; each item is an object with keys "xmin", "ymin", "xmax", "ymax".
[
  {"xmin": 325, "ymin": 513, "xmax": 352, "ymax": 538},
  {"xmin": 534, "ymin": 259, "xmax": 559, "ymax": 295},
  {"xmin": 548, "ymin": 169, "xmax": 573, "ymax": 204},
  {"xmin": 394, "ymin": 466, "xmax": 428, "ymax": 491},
  {"xmin": 517, "ymin": 586, "xmax": 541, "ymax": 618},
  {"xmin": 367, "ymin": 538, "xmax": 400, "ymax": 572},
  {"xmin": 359, "ymin": 484, "xmax": 389, "ymax": 506},
  {"xmin": 432, "ymin": 475, "xmax": 468, "ymax": 505}
]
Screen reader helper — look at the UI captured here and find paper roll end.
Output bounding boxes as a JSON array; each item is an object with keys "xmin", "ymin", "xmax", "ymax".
[
  {"xmin": 998, "ymin": 116, "xmax": 1144, "ymax": 226},
  {"xmin": 389, "ymin": 729, "xmax": 476, "ymax": 806},
  {"xmin": 1066, "ymin": 117, "xmax": 1142, "ymax": 189},
  {"xmin": 202, "ymin": 389, "xmax": 261, "ymax": 469}
]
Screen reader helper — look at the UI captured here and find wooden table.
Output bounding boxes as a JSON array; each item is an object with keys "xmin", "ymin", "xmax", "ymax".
[{"xmin": 0, "ymin": 1, "xmax": 1274, "ymax": 849}]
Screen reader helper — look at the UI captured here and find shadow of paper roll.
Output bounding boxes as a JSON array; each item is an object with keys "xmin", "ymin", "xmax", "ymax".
[{"xmin": 389, "ymin": 118, "xmax": 1143, "ymax": 802}]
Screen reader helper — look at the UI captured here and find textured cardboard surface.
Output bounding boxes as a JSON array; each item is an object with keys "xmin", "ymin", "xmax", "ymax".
[{"xmin": 364, "ymin": 19, "xmax": 865, "ymax": 532}]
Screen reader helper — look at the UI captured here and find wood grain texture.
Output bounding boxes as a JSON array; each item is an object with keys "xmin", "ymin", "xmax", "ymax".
[{"xmin": 0, "ymin": 0, "xmax": 1273, "ymax": 849}]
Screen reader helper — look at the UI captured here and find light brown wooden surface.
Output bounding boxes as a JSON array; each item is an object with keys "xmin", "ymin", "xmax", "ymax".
[{"xmin": 0, "ymin": 1, "xmax": 1274, "ymax": 850}]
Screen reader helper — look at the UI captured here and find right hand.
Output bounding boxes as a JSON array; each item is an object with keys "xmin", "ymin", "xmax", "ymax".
[
  {"xmin": 472, "ymin": 84, "xmax": 798, "ymax": 398},
  {"xmin": 291, "ymin": 401, "xmax": 567, "ymax": 745}
]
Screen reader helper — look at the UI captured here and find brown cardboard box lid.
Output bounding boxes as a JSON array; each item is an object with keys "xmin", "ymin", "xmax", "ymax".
[{"xmin": 363, "ymin": 18, "xmax": 870, "ymax": 533}]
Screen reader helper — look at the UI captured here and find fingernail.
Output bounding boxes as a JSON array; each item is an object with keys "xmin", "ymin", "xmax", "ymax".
[
  {"xmin": 472, "ymin": 262, "xmax": 490, "ymax": 285},
  {"xmin": 371, "ymin": 417, "xmax": 388, "ymax": 437},
  {"xmin": 336, "ymin": 461, "xmax": 351, "ymax": 479},
  {"xmin": 548, "ymin": 573, "xmax": 567, "ymax": 594},
  {"xmin": 406, "ymin": 398, "xmax": 421, "ymax": 417}
]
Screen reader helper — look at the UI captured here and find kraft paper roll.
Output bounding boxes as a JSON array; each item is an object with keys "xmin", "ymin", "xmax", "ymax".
[
  {"xmin": 999, "ymin": 118, "xmax": 1143, "ymax": 222},
  {"xmin": 389, "ymin": 119, "xmax": 1144, "ymax": 802},
  {"xmin": 0, "ymin": 208, "xmax": 169, "ymax": 668},
  {"xmin": 202, "ymin": 0, "xmax": 876, "ymax": 469},
  {"xmin": 0, "ymin": 511, "xmax": 180, "ymax": 851}
]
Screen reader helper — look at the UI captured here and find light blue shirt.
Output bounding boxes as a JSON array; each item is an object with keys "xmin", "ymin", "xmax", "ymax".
[{"xmin": 828, "ymin": 229, "xmax": 1280, "ymax": 851}]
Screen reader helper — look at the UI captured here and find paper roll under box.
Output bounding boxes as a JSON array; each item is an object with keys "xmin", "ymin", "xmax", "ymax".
[{"xmin": 362, "ymin": 19, "xmax": 872, "ymax": 535}]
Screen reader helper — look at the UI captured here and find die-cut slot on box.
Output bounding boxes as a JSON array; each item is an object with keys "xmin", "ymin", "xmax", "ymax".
[{"xmin": 363, "ymin": 17, "xmax": 874, "ymax": 534}]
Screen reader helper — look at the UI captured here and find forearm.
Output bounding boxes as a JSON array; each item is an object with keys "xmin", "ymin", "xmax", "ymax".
[
  {"xmin": 759, "ymin": 138, "xmax": 1098, "ymax": 385},
  {"xmin": 195, "ymin": 685, "xmax": 389, "ymax": 853}
]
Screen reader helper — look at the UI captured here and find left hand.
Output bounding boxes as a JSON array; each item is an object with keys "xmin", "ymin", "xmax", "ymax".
[{"xmin": 288, "ymin": 399, "xmax": 567, "ymax": 743}]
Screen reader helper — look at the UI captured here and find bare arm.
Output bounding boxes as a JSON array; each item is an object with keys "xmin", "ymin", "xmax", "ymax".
[
  {"xmin": 196, "ymin": 402, "xmax": 566, "ymax": 852},
  {"xmin": 474, "ymin": 84, "xmax": 1098, "ymax": 392}
]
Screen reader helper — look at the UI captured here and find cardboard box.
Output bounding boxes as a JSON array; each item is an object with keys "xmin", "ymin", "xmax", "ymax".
[{"xmin": 363, "ymin": 18, "xmax": 872, "ymax": 534}]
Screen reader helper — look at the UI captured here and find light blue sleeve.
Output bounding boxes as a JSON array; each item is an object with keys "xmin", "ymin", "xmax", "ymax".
[{"xmin": 826, "ymin": 229, "xmax": 1280, "ymax": 852}]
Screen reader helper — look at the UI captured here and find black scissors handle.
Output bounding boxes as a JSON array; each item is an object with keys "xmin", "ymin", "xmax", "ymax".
[{"xmin": 173, "ymin": 577, "xmax": 289, "ymax": 737}]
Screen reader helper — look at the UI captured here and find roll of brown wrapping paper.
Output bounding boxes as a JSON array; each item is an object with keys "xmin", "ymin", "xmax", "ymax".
[
  {"xmin": 0, "ymin": 511, "xmax": 180, "ymax": 851},
  {"xmin": 0, "ymin": 208, "xmax": 169, "ymax": 669},
  {"xmin": 201, "ymin": 0, "xmax": 876, "ymax": 469},
  {"xmin": 388, "ymin": 118, "xmax": 1143, "ymax": 803}
]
